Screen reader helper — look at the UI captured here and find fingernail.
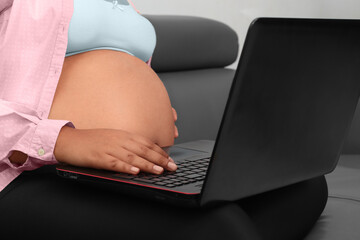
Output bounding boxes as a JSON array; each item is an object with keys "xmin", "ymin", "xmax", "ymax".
[
  {"xmin": 153, "ymin": 165, "xmax": 163, "ymax": 173},
  {"xmin": 131, "ymin": 167, "xmax": 140, "ymax": 174},
  {"xmin": 167, "ymin": 161, "xmax": 177, "ymax": 171}
]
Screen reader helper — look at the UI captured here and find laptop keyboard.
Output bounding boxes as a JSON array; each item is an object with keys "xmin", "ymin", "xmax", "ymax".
[{"xmin": 113, "ymin": 157, "xmax": 210, "ymax": 188}]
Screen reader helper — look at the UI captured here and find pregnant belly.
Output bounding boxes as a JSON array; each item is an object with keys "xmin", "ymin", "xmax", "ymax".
[{"xmin": 48, "ymin": 50, "xmax": 175, "ymax": 147}]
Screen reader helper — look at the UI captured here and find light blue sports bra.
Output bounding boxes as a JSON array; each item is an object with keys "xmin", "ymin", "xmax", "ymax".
[{"xmin": 66, "ymin": 0, "xmax": 156, "ymax": 63}]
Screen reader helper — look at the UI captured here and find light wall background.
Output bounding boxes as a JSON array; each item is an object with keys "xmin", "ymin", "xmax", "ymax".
[{"xmin": 132, "ymin": 0, "xmax": 360, "ymax": 69}]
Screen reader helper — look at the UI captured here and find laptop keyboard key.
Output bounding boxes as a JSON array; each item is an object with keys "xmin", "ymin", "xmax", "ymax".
[
  {"xmin": 113, "ymin": 157, "xmax": 211, "ymax": 188},
  {"xmin": 185, "ymin": 173, "xmax": 202, "ymax": 179}
]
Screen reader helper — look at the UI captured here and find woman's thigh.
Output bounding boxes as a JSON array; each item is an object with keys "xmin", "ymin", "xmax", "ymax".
[
  {"xmin": 0, "ymin": 165, "xmax": 260, "ymax": 240},
  {"xmin": 0, "ymin": 165, "xmax": 327, "ymax": 240}
]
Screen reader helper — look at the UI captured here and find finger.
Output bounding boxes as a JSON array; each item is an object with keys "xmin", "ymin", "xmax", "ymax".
[
  {"xmin": 172, "ymin": 107, "xmax": 178, "ymax": 122},
  {"xmin": 124, "ymin": 142, "xmax": 177, "ymax": 172},
  {"xmin": 94, "ymin": 154, "xmax": 140, "ymax": 175},
  {"xmin": 110, "ymin": 148, "xmax": 166, "ymax": 174},
  {"xmin": 131, "ymin": 134, "xmax": 169, "ymax": 158}
]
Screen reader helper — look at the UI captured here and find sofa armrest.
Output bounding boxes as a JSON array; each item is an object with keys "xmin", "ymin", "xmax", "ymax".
[{"xmin": 144, "ymin": 14, "xmax": 239, "ymax": 73}]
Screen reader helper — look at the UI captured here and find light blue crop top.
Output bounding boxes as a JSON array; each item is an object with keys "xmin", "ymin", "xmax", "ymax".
[{"xmin": 66, "ymin": 0, "xmax": 156, "ymax": 63}]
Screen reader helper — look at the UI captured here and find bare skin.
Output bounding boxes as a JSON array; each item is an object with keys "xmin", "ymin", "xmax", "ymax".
[{"xmin": 9, "ymin": 50, "xmax": 179, "ymax": 175}]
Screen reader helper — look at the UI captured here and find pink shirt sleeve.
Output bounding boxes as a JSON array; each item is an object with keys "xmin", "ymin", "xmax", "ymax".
[
  {"xmin": 0, "ymin": 0, "xmax": 75, "ymax": 192},
  {"xmin": 0, "ymin": 100, "xmax": 75, "ymax": 191},
  {"xmin": 0, "ymin": 0, "xmax": 13, "ymax": 13}
]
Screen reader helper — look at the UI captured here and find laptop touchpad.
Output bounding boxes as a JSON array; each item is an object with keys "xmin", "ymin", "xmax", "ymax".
[{"xmin": 168, "ymin": 146, "xmax": 209, "ymax": 162}]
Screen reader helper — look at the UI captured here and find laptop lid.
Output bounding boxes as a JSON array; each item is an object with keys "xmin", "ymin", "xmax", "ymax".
[{"xmin": 200, "ymin": 18, "xmax": 360, "ymax": 207}]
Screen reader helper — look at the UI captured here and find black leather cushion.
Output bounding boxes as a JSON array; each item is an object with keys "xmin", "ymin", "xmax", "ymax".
[{"xmin": 144, "ymin": 15, "xmax": 239, "ymax": 73}]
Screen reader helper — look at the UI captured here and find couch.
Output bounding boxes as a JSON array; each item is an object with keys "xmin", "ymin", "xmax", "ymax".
[{"xmin": 145, "ymin": 14, "xmax": 360, "ymax": 239}]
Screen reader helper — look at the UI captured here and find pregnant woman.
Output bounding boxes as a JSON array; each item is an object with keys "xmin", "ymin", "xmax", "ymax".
[
  {"xmin": 0, "ymin": 1, "xmax": 328, "ymax": 240},
  {"xmin": 7, "ymin": 0, "xmax": 178, "ymax": 175}
]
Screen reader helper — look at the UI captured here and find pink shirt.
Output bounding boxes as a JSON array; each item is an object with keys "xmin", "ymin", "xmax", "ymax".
[{"xmin": 0, "ymin": 0, "xmax": 147, "ymax": 192}]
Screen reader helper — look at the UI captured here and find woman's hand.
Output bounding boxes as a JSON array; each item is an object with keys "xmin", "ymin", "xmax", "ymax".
[
  {"xmin": 54, "ymin": 126, "xmax": 177, "ymax": 175},
  {"xmin": 172, "ymin": 107, "xmax": 179, "ymax": 138}
]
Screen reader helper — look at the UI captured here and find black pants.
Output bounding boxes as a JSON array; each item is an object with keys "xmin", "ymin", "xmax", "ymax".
[{"xmin": 0, "ymin": 165, "xmax": 327, "ymax": 240}]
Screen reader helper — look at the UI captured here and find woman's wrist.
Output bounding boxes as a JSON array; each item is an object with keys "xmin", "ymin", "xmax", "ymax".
[{"xmin": 54, "ymin": 126, "xmax": 77, "ymax": 163}]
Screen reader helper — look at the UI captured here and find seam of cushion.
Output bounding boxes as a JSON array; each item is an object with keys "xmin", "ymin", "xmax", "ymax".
[{"xmin": 329, "ymin": 195, "xmax": 360, "ymax": 204}]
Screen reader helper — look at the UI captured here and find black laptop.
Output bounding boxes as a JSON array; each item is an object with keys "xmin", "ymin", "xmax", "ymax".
[{"xmin": 56, "ymin": 17, "xmax": 360, "ymax": 208}]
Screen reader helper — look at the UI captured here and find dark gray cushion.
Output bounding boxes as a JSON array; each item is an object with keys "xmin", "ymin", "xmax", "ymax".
[
  {"xmin": 159, "ymin": 68, "xmax": 235, "ymax": 144},
  {"xmin": 144, "ymin": 15, "xmax": 239, "ymax": 73},
  {"xmin": 342, "ymin": 99, "xmax": 360, "ymax": 154}
]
